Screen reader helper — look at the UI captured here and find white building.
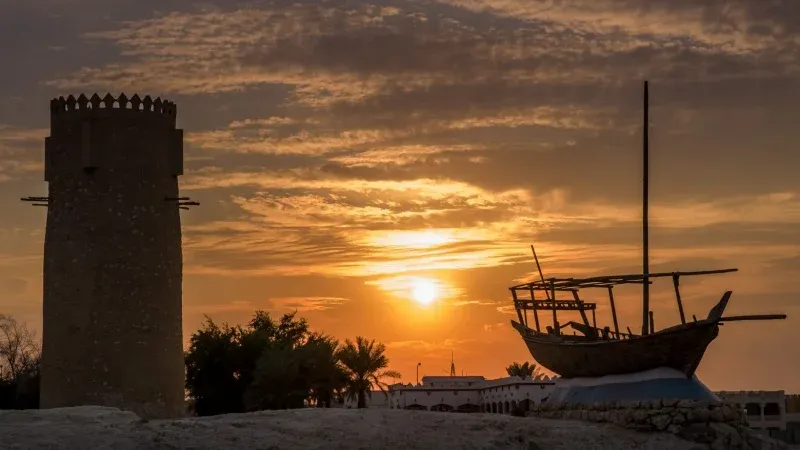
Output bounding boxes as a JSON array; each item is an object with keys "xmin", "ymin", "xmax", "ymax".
[
  {"xmin": 342, "ymin": 375, "xmax": 555, "ymax": 414},
  {"xmin": 715, "ymin": 390, "xmax": 787, "ymax": 430}
]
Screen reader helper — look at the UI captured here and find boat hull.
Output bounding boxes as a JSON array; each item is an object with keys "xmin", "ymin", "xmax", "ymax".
[{"xmin": 511, "ymin": 320, "xmax": 720, "ymax": 378}]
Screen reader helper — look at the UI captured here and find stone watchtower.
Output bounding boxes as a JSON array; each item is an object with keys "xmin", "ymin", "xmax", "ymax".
[{"xmin": 35, "ymin": 93, "xmax": 194, "ymax": 419}]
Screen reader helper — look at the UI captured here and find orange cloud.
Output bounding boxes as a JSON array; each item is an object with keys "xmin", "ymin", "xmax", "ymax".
[
  {"xmin": 0, "ymin": 126, "xmax": 47, "ymax": 182},
  {"xmin": 268, "ymin": 296, "xmax": 349, "ymax": 312},
  {"xmin": 435, "ymin": 0, "xmax": 796, "ymax": 53}
]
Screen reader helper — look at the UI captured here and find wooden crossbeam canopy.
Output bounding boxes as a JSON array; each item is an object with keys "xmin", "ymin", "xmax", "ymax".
[
  {"xmin": 513, "ymin": 300, "xmax": 596, "ymax": 311},
  {"xmin": 510, "ymin": 268, "xmax": 737, "ymax": 292}
]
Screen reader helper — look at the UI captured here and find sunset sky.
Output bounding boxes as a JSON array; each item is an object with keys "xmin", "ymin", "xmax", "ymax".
[{"xmin": 1, "ymin": 0, "xmax": 798, "ymax": 392}]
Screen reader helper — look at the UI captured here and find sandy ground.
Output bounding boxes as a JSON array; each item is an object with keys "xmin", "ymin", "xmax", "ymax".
[{"xmin": 0, "ymin": 406, "xmax": 709, "ymax": 450}]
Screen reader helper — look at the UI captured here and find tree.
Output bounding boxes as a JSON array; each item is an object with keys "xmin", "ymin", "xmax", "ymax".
[
  {"xmin": 184, "ymin": 318, "xmax": 245, "ymax": 416},
  {"xmin": 337, "ymin": 336, "xmax": 401, "ymax": 409},
  {"xmin": 244, "ymin": 343, "xmax": 310, "ymax": 410},
  {"xmin": 302, "ymin": 333, "xmax": 348, "ymax": 408},
  {"xmin": 185, "ymin": 311, "xmax": 398, "ymax": 415},
  {"xmin": 505, "ymin": 361, "xmax": 543, "ymax": 380},
  {"xmin": 0, "ymin": 315, "xmax": 41, "ymax": 409},
  {"xmin": 185, "ymin": 311, "xmax": 350, "ymax": 415}
]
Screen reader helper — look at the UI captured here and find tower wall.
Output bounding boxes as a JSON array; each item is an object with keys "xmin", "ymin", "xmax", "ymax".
[{"xmin": 40, "ymin": 94, "xmax": 185, "ymax": 419}]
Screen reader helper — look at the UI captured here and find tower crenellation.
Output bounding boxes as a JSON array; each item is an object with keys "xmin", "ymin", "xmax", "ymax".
[{"xmin": 50, "ymin": 93, "xmax": 177, "ymax": 117}]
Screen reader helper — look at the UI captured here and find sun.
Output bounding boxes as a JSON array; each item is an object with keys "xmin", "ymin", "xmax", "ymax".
[{"xmin": 411, "ymin": 278, "xmax": 438, "ymax": 306}]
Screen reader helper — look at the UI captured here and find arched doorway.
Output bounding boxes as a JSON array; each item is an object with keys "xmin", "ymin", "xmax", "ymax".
[
  {"xmin": 431, "ymin": 403, "xmax": 454, "ymax": 412},
  {"xmin": 404, "ymin": 404, "xmax": 427, "ymax": 411},
  {"xmin": 456, "ymin": 403, "xmax": 481, "ymax": 413}
]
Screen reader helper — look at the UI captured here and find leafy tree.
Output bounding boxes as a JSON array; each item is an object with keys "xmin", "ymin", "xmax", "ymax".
[
  {"xmin": 505, "ymin": 361, "xmax": 543, "ymax": 380},
  {"xmin": 337, "ymin": 336, "xmax": 401, "ymax": 408},
  {"xmin": 185, "ymin": 311, "xmax": 399, "ymax": 415},
  {"xmin": 185, "ymin": 311, "xmax": 354, "ymax": 415},
  {"xmin": 0, "ymin": 315, "xmax": 41, "ymax": 409},
  {"xmin": 244, "ymin": 344, "xmax": 310, "ymax": 410},
  {"xmin": 184, "ymin": 318, "xmax": 245, "ymax": 416}
]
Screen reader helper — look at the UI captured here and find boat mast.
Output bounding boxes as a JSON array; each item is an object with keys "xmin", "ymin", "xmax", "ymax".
[{"xmin": 641, "ymin": 80, "xmax": 651, "ymax": 335}]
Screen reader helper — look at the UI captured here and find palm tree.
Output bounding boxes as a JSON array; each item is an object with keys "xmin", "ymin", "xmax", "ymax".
[
  {"xmin": 336, "ymin": 336, "xmax": 401, "ymax": 408},
  {"xmin": 505, "ymin": 361, "xmax": 543, "ymax": 380},
  {"xmin": 304, "ymin": 333, "xmax": 348, "ymax": 408}
]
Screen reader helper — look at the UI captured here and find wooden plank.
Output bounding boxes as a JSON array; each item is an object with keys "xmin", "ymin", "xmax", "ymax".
[
  {"xmin": 719, "ymin": 314, "xmax": 787, "ymax": 322},
  {"xmin": 530, "ymin": 244, "xmax": 550, "ymax": 300},
  {"xmin": 509, "ymin": 268, "xmax": 738, "ymax": 290},
  {"xmin": 673, "ymin": 274, "xmax": 687, "ymax": 325},
  {"xmin": 642, "ymin": 79, "xmax": 650, "ymax": 336},
  {"xmin": 511, "ymin": 289, "xmax": 525, "ymax": 325},
  {"xmin": 529, "ymin": 287, "xmax": 541, "ymax": 332},
  {"xmin": 550, "ymin": 281, "xmax": 559, "ymax": 336},
  {"xmin": 607, "ymin": 286, "xmax": 620, "ymax": 335},
  {"xmin": 571, "ymin": 290, "xmax": 593, "ymax": 336},
  {"xmin": 513, "ymin": 300, "xmax": 597, "ymax": 311}
]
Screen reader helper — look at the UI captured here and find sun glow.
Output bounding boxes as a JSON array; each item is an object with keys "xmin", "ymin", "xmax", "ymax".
[
  {"xmin": 367, "ymin": 275, "xmax": 458, "ymax": 307},
  {"xmin": 410, "ymin": 278, "xmax": 439, "ymax": 306}
]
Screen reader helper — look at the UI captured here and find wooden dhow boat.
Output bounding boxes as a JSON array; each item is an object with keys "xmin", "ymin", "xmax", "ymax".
[{"xmin": 509, "ymin": 82, "xmax": 787, "ymax": 379}]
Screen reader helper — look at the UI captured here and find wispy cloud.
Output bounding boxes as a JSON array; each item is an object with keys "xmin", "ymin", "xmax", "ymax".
[
  {"xmin": 0, "ymin": 126, "xmax": 46, "ymax": 182},
  {"xmin": 268, "ymin": 296, "xmax": 349, "ymax": 312}
]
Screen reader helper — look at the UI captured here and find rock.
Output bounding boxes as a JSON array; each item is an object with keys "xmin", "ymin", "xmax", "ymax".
[
  {"xmin": 671, "ymin": 412, "xmax": 686, "ymax": 425},
  {"xmin": 651, "ymin": 414, "xmax": 672, "ymax": 431},
  {"xmin": 677, "ymin": 400, "xmax": 696, "ymax": 409},
  {"xmin": 610, "ymin": 411, "xmax": 627, "ymax": 426},
  {"xmin": 687, "ymin": 408, "xmax": 710, "ymax": 423},
  {"xmin": 722, "ymin": 404, "xmax": 742, "ymax": 423},
  {"xmin": 677, "ymin": 424, "xmax": 716, "ymax": 444},
  {"xmin": 663, "ymin": 398, "xmax": 679, "ymax": 408},
  {"xmin": 710, "ymin": 437, "xmax": 730, "ymax": 450},
  {"xmin": 650, "ymin": 399, "xmax": 664, "ymax": 410},
  {"xmin": 709, "ymin": 406, "xmax": 724, "ymax": 423},
  {"xmin": 667, "ymin": 424, "xmax": 682, "ymax": 434},
  {"xmin": 526, "ymin": 441, "xmax": 543, "ymax": 450},
  {"xmin": 632, "ymin": 410, "xmax": 649, "ymax": 424}
]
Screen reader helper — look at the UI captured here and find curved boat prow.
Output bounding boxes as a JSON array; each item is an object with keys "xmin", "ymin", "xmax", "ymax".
[{"xmin": 706, "ymin": 291, "xmax": 732, "ymax": 321}]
